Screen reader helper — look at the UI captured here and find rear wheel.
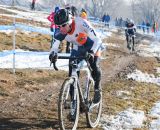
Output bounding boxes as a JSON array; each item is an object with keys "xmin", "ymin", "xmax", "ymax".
[
  {"xmin": 131, "ymin": 36, "xmax": 135, "ymax": 52},
  {"xmin": 58, "ymin": 77, "xmax": 79, "ymax": 130},
  {"xmin": 86, "ymin": 80, "xmax": 102, "ymax": 128}
]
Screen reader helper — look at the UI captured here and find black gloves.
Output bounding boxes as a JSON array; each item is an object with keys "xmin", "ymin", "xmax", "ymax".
[
  {"xmin": 86, "ymin": 50, "xmax": 94, "ymax": 63},
  {"xmin": 49, "ymin": 51, "xmax": 58, "ymax": 63}
]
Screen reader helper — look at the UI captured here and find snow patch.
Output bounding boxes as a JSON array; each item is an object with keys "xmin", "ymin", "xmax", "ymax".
[
  {"xmin": 101, "ymin": 108, "xmax": 145, "ymax": 130},
  {"xmin": 127, "ymin": 69, "xmax": 160, "ymax": 86},
  {"xmin": 138, "ymin": 41, "xmax": 160, "ymax": 58},
  {"xmin": 149, "ymin": 102, "xmax": 160, "ymax": 130}
]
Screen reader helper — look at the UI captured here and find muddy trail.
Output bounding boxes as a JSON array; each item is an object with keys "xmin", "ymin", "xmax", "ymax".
[{"xmin": 0, "ymin": 26, "xmax": 160, "ymax": 130}]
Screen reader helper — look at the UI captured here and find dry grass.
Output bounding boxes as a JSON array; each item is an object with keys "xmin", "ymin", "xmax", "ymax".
[
  {"xmin": 135, "ymin": 57, "xmax": 158, "ymax": 74},
  {"xmin": 103, "ymin": 79, "xmax": 160, "ymax": 115},
  {"xmin": 0, "ymin": 32, "xmax": 51, "ymax": 51}
]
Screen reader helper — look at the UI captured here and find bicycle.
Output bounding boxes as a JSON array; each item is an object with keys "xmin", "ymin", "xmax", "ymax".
[
  {"xmin": 52, "ymin": 55, "xmax": 102, "ymax": 130},
  {"xmin": 126, "ymin": 31, "xmax": 136, "ymax": 53}
]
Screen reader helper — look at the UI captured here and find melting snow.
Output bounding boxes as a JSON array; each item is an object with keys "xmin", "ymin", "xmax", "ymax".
[
  {"xmin": 101, "ymin": 108, "xmax": 145, "ymax": 130},
  {"xmin": 127, "ymin": 69, "xmax": 160, "ymax": 86}
]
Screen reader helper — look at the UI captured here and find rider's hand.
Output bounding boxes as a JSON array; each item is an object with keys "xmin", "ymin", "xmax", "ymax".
[
  {"xmin": 87, "ymin": 50, "xmax": 94, "ymax": 63},
  {"xmin": 49, "ymin": 51, "xmax": 58, "ymax": 63}
]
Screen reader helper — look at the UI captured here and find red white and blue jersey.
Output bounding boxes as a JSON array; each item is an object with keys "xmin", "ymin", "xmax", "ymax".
[{"xmin": 50, "ymin": 17, "xmax": 102, "ymax": 54}]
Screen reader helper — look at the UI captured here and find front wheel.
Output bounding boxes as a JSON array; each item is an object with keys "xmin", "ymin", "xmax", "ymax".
[
  {"xmin": 86, "ymin": 80, "xmax": 102, "ymax": 128},
  {"xmin": 58, "ymin": 77, "xmax": 79, "ymax": 130}
]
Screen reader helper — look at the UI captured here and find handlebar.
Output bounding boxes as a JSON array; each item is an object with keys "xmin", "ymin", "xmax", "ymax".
[
  {"xmin": 51, "ymin": 56, "xmax": 87, "ymax": 71},
  {"xmin": 57, "ymin": 56, "xmax": 86, "ymax": 60}
]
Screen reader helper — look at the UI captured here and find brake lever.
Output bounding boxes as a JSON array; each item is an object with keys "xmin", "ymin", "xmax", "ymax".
[{"xmin": 50, "ymin": 59, "xmax": 58, "ymax": 71}]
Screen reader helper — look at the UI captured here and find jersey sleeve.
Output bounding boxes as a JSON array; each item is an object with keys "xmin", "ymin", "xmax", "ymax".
[
  {"xmin": 80, "ymin": 18, "xmax": 102, "ymax": 53},
  {"xmin": 49, "ymin": 39, "xmax": 60, "ymax": 53},
  {"xmin": 54, "ymin": 28, "xmax": 66, "ymax": 41}
]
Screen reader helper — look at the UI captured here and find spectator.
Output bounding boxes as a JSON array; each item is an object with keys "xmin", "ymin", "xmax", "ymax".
[
  {"xmin": 102, "ymin": 14, "xmax": 106, "ymax": 22},
  {"xmin": 115, "ymin": 17, "xmax": 118, "ymax": 26},
  {"xmin": 105, "ymin": 14, "xmax": 111, "ymax": 28},
  {"xmin": 31, "ymin": 0, "xmax": 36, "ymax": 10},
  {"xmin": 146, "ymin": 20, "xmax": 151, "ymax": 33},
  {"xmin": 102, "ymin": 13, "xmax": 110, "ymax": 28},
  {"xmin": 152, "ymin": 21, "xmax": 158, "ymax": 33},
  {"xmin": 119, "ymin": 17, "xmax": 123, "ymax": 27},
  {"xmin": 142, "ymin": 21, "xmax": 145, "ymax": 33},
  {"xmin": 47, "ymin": 6, "xmax": 60, "ymax": 48}
]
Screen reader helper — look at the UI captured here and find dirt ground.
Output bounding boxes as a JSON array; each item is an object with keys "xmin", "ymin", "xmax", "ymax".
[{"xmin": 0, "ymin": 15, "xmax": 160, "ymax": 130}]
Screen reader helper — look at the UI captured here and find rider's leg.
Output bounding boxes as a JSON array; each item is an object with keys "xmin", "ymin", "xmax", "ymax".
[
  {"xmin": 80, "ymin": 37, "xmax": 101, "ymax": 103},
  {"xmin": 69, "ymin": 49, "xmax": 78, "ymax": 101},
  {"xmin": 132, "ymin": 36, "xmax": 135, "ymax": 51},
  {"xmin": 89, "ymin": 56, "xmax": 101, "ymax": 103},
  {"xmin": 126, "ymin": 34, "xmax": 130, "ymax": 49},
  {"xmin": 126, "ymin": 34, "xmax": 129, "ymax": 43},
  {"xmin": 68, "ymin": 49, "xmax": 81, "ymax": 120}
]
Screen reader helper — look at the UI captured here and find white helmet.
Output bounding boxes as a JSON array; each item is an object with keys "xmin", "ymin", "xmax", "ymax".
[{"xmin": 128, "ymin": 19, "xmax": 134, "ymax": 23}]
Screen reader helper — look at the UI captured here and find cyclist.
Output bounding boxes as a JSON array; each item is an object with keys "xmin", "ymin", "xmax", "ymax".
[
  {"xmin": 49, "ymin": 9, "xmax": 102, "ymax": 105},
  {"xmin": 125, "ymin": 19, "xmax": 136, "ymax": 50},
  {"xmin": 47, "ymin": 6, "xmax": 60, "ymax": 48}
]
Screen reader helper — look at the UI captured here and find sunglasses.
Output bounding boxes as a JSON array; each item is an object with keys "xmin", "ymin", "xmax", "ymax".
[{"xmin": 58, "ymin": 23, "xmax": 67, "ymax": 28}]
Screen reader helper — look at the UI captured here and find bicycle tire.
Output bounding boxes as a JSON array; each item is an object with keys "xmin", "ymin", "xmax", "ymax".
[
  {"xmin": 86, "ymin": 80, "xmax": 102, "ymax": 128},
  {"xmin": 58, "ymin": 77, "xmax": 80, "ymax": 130},
  {"xmin": 131, "ymin": 36, "xmax": 135, "ymax": 52}
]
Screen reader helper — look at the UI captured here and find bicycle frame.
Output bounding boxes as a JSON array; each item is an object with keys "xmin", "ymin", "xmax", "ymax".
[
  {"xmin": 71, "ymin": 60, "xmax": 94, "ymax": 111},
  {"xmin": 53, "ymin": 56, "xmax": 94, "ymax": 111}
]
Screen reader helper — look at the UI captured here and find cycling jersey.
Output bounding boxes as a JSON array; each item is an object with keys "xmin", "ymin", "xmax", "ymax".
[
  {"xmin": 125, "ymin": 22, "xmax": 136, "ymax": 36},
  {"xmin": 50, "ymin": 17, "xmax": 102, "ymax": 54}
]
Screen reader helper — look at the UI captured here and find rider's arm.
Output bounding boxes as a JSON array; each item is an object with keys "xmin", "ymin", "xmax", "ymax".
[
  {"xmin": 79, "ymin": 18, "xmax": 102, "ymax": 54},
  {"xmin": 50, "ymin": 39, "xmax": 60, "ymax": 53},
  {"xmin": 133, "ymin": 24, "xmax": 136, "ymax": 32},
  {"xmin": 50, "ymin": 29, "xmax": 67, "ymax": 54}
]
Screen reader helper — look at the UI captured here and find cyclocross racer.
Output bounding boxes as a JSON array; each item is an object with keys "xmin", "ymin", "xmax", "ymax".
[{"xmin": 49, "ymin": 9, "xmax": 102, "ymax": 114}]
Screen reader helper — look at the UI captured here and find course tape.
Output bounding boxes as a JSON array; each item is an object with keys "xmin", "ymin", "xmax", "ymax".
[
  {"xmin": 15, "ymin": 23, "xmax": 54, "ymax": 35},
  {"xmin": 0, "ymin": 51, "xmax": 71, "ymax": 57},
  {"xmin": 0, "ymin": 23, "xmax": 153, "ymax": 36},
  {"xmin": 0, "ymin": 24, "xmax": 54, "ymax": 35},
  {"xmin": 136, "ymin": 25, "xmax": 150, "ymax": 29},
  {"xmin": 0, "ymin": 51, "xmax": 49, "ymax": 57},
  {"xmin": 0, "ymin": 25, "xmax": 15, "ymax": 30}
]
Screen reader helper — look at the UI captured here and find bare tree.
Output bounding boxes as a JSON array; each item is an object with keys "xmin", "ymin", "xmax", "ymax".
[
  {"xmin": 12, "ymin": 0, "xmax": 15, "ymax": 6},
  {"xmin": 84, "ymin": 0, "xmax": 122, "ymax": 18},
  {"xmin": 131, "ymin": 0, "xmax": 160, "ymax": 23}
]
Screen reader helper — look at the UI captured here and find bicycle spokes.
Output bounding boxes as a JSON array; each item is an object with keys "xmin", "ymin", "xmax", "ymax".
[
  {"xmin": 86, "ymin": 82, "xmax": 102, "ymax": 128},
  {"xmin": 58, "ymin": 78, "xmax": 79, "ymax": 130}
]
